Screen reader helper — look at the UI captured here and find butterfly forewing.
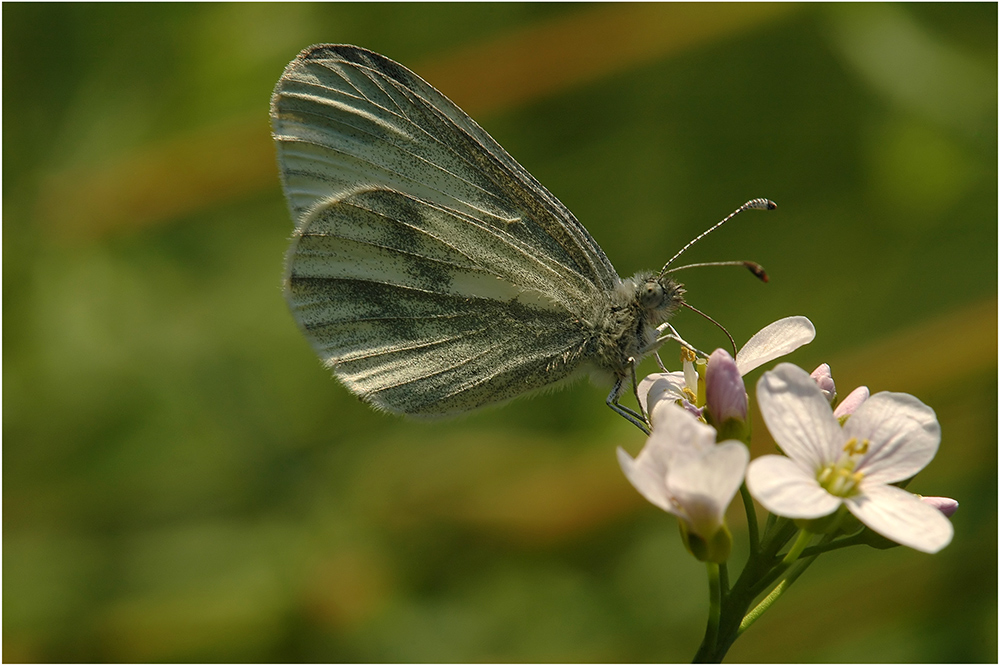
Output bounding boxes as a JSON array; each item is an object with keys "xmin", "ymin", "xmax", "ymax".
[
  {"xmin": 272, "ymin": 45, "xmax": 617, "ymax": 287},
  {"xmin": 272, "ymin": 45, "xmax": 621, "ymax": 415}
]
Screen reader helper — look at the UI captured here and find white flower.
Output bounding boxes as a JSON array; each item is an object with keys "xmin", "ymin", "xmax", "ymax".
[
  {"xmin": 639, "ymin": 316, "xmax": 816, "ymax": 417},
  {"xmin": 617, "ymin": 401, "xmax": 749, "ymax": 561},
  {"xmin": 746, "ymin": 363, "xmax": 953, "ymax": 553}
]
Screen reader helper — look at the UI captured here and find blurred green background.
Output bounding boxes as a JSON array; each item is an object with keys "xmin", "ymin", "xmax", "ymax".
[{"xmin": 4, "ymin": 3, "xmax": 996, "ymax": 662}]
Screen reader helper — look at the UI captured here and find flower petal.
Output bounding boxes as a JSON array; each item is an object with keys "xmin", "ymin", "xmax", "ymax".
[
  {"xmin": 746, "ymin": 455, "xmax": 841, "ymax": 518},
  {"xmin": 846, "ymin": 483, "xmax": 953, "ymax": 553},
  {"xmin": 735, "ymin": 316, "xmax": 816, "ymax": 375},
  {"xmin": 650, "ymin": 401, "xmax": 718, "ymax": 459},
  {"xmin": 834, "ymin": 386, "xmax": 870, "ymax": 418},
  {"xmin": 617, "ymin": 446, "xmax": 677, "ymax": 516},
  {"xmin": 638, "ymin": 371, "xmax": 686, "ymax": 414},
  {"xmin": 845, "ymin": 392, "xmax": 940, "ymax": 484},
  {"xmin": 619, "ymin": 401, "xmax": 721, "ymax": 516},
  {"xmin": 668, "ymin": 442, "xmax": 749, "ymax": 537},
  {"xmin": 756, "ymin": 363, "xmax": 844, "ymax": 468}
]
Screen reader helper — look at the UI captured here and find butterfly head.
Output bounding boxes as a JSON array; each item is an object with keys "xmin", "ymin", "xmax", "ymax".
[{"xmin": 638, "ymin": 275, "xmax": 685, "ymax": 326}]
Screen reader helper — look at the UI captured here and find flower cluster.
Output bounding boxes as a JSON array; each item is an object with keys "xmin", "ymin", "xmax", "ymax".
[
  {"xmin": 620, "ymin": 316, "xmax": 955, "ymax": 555},
  {"xmin": 617, "ymin": 316, "xmax": 957, "ymax": 660}
]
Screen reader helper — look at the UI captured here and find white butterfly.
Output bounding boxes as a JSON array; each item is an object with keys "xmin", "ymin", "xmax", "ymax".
[{"xmin": 271, "ymin": 45, "xmax": 773, "ymax": 432}]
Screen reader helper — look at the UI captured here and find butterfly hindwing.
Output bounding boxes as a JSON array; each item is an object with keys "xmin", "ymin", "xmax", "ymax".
[{"xmin": 285, "ymin": 188, "xmax": 592, "ymax": 415}]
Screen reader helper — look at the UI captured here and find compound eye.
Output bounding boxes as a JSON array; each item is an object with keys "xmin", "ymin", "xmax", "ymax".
[{"xmin": 640, "ymin": 281, "xmax": 664, "ymax": 308}]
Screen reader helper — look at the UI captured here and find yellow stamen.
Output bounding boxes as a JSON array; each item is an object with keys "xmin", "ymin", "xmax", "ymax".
[
  {"xmin": 817, "ymin": 438, "xmax": 869, "ymax": 497},
  {"xmin": 843, "ymin": 437, "xmax": 869, "ymax": 456}
]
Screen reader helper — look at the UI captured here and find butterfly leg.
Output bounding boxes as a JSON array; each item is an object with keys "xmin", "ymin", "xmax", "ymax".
[
  {"xmin": 655, "ymin": 323, "xmax": 708, "ymax": 358},
  {"xmin": 606, "ymin": 358, "xmax": 651, "ymax": 435},
  {"xmin": 644, "ymin": 323, "xmax": 706, "ymax": 373},
  {"xmin": 628, "ymin": 357, "xmax": 648, "ymax": 423}
]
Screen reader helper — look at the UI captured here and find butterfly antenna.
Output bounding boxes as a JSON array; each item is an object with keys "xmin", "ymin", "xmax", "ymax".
[
  {"xmin": 682, "ymin": 302, "xmax": 737, "ymax": 357},
  {"xmin": 664, "ymin": 260, "xmax": 769, "ymax": 282},
  {"xmin": 659, "ymin": 198, "xmax": 776, "ymax": 277}
]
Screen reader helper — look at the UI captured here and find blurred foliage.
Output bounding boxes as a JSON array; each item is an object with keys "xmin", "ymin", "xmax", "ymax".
[{"xmin": 3, "ymin": 3, "xmax": 996, "ymax": 663}]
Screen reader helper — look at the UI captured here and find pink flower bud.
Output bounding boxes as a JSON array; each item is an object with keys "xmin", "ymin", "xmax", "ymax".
[
  {"xmin": 921, "ymin": 496, "xmax": 959, "ymax": 518},
  {"xmin": 834, "ymin": 386, "xmax": 870, "ymax": 418},
  {"xmin": 810, "ymin": 363, "xmax": 836, "ymax": 403},
  {"xmin": 706, "ymin": 349, "xmax": 747, "ymax": 423}
]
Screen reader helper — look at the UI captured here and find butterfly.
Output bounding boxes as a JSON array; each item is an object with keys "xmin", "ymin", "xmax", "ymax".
[{"xmin": 270, "ymin": 44, "xmax": 773, "ymax": 432}]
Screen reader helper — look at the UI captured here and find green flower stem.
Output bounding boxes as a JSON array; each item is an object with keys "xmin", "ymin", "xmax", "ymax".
[
  {"xmin": 762, "ymin": 512, "xmax": 777, "ymax": 539},
  {"xmin": 738, "ymin": 552, "xmax": 817, "ymax": 636},
  {"xmin": 706, "ymin": 563, "xmax": 722, "ymax": 647},
  {"xmin": 759, "ymin": 517, "xmax": 798, "ymax": 564},
  {"xmin": 693, "ymin": 562, "xmax": 723, "ymax": 663},
  {"xmin": 750, "ymin": 530, "xmax": 830, "ymax": 597},
  {"xmin": 689, "ymin": 519, "xmax": 839, "ymax": 661},
  {"xmin": 800, "ymin": 532, "xmax": 867, "ymax": 557},
  {"xmin": 739, "ymin": 484, "xmax": 760, "ymax": 554},
  {"xmin": 781, "ymin": 529, "xmax": 813, "ymax": 566},
  {"xmin": 691, "ymin": 518, "xmax": 799, "ymax": 662}
]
